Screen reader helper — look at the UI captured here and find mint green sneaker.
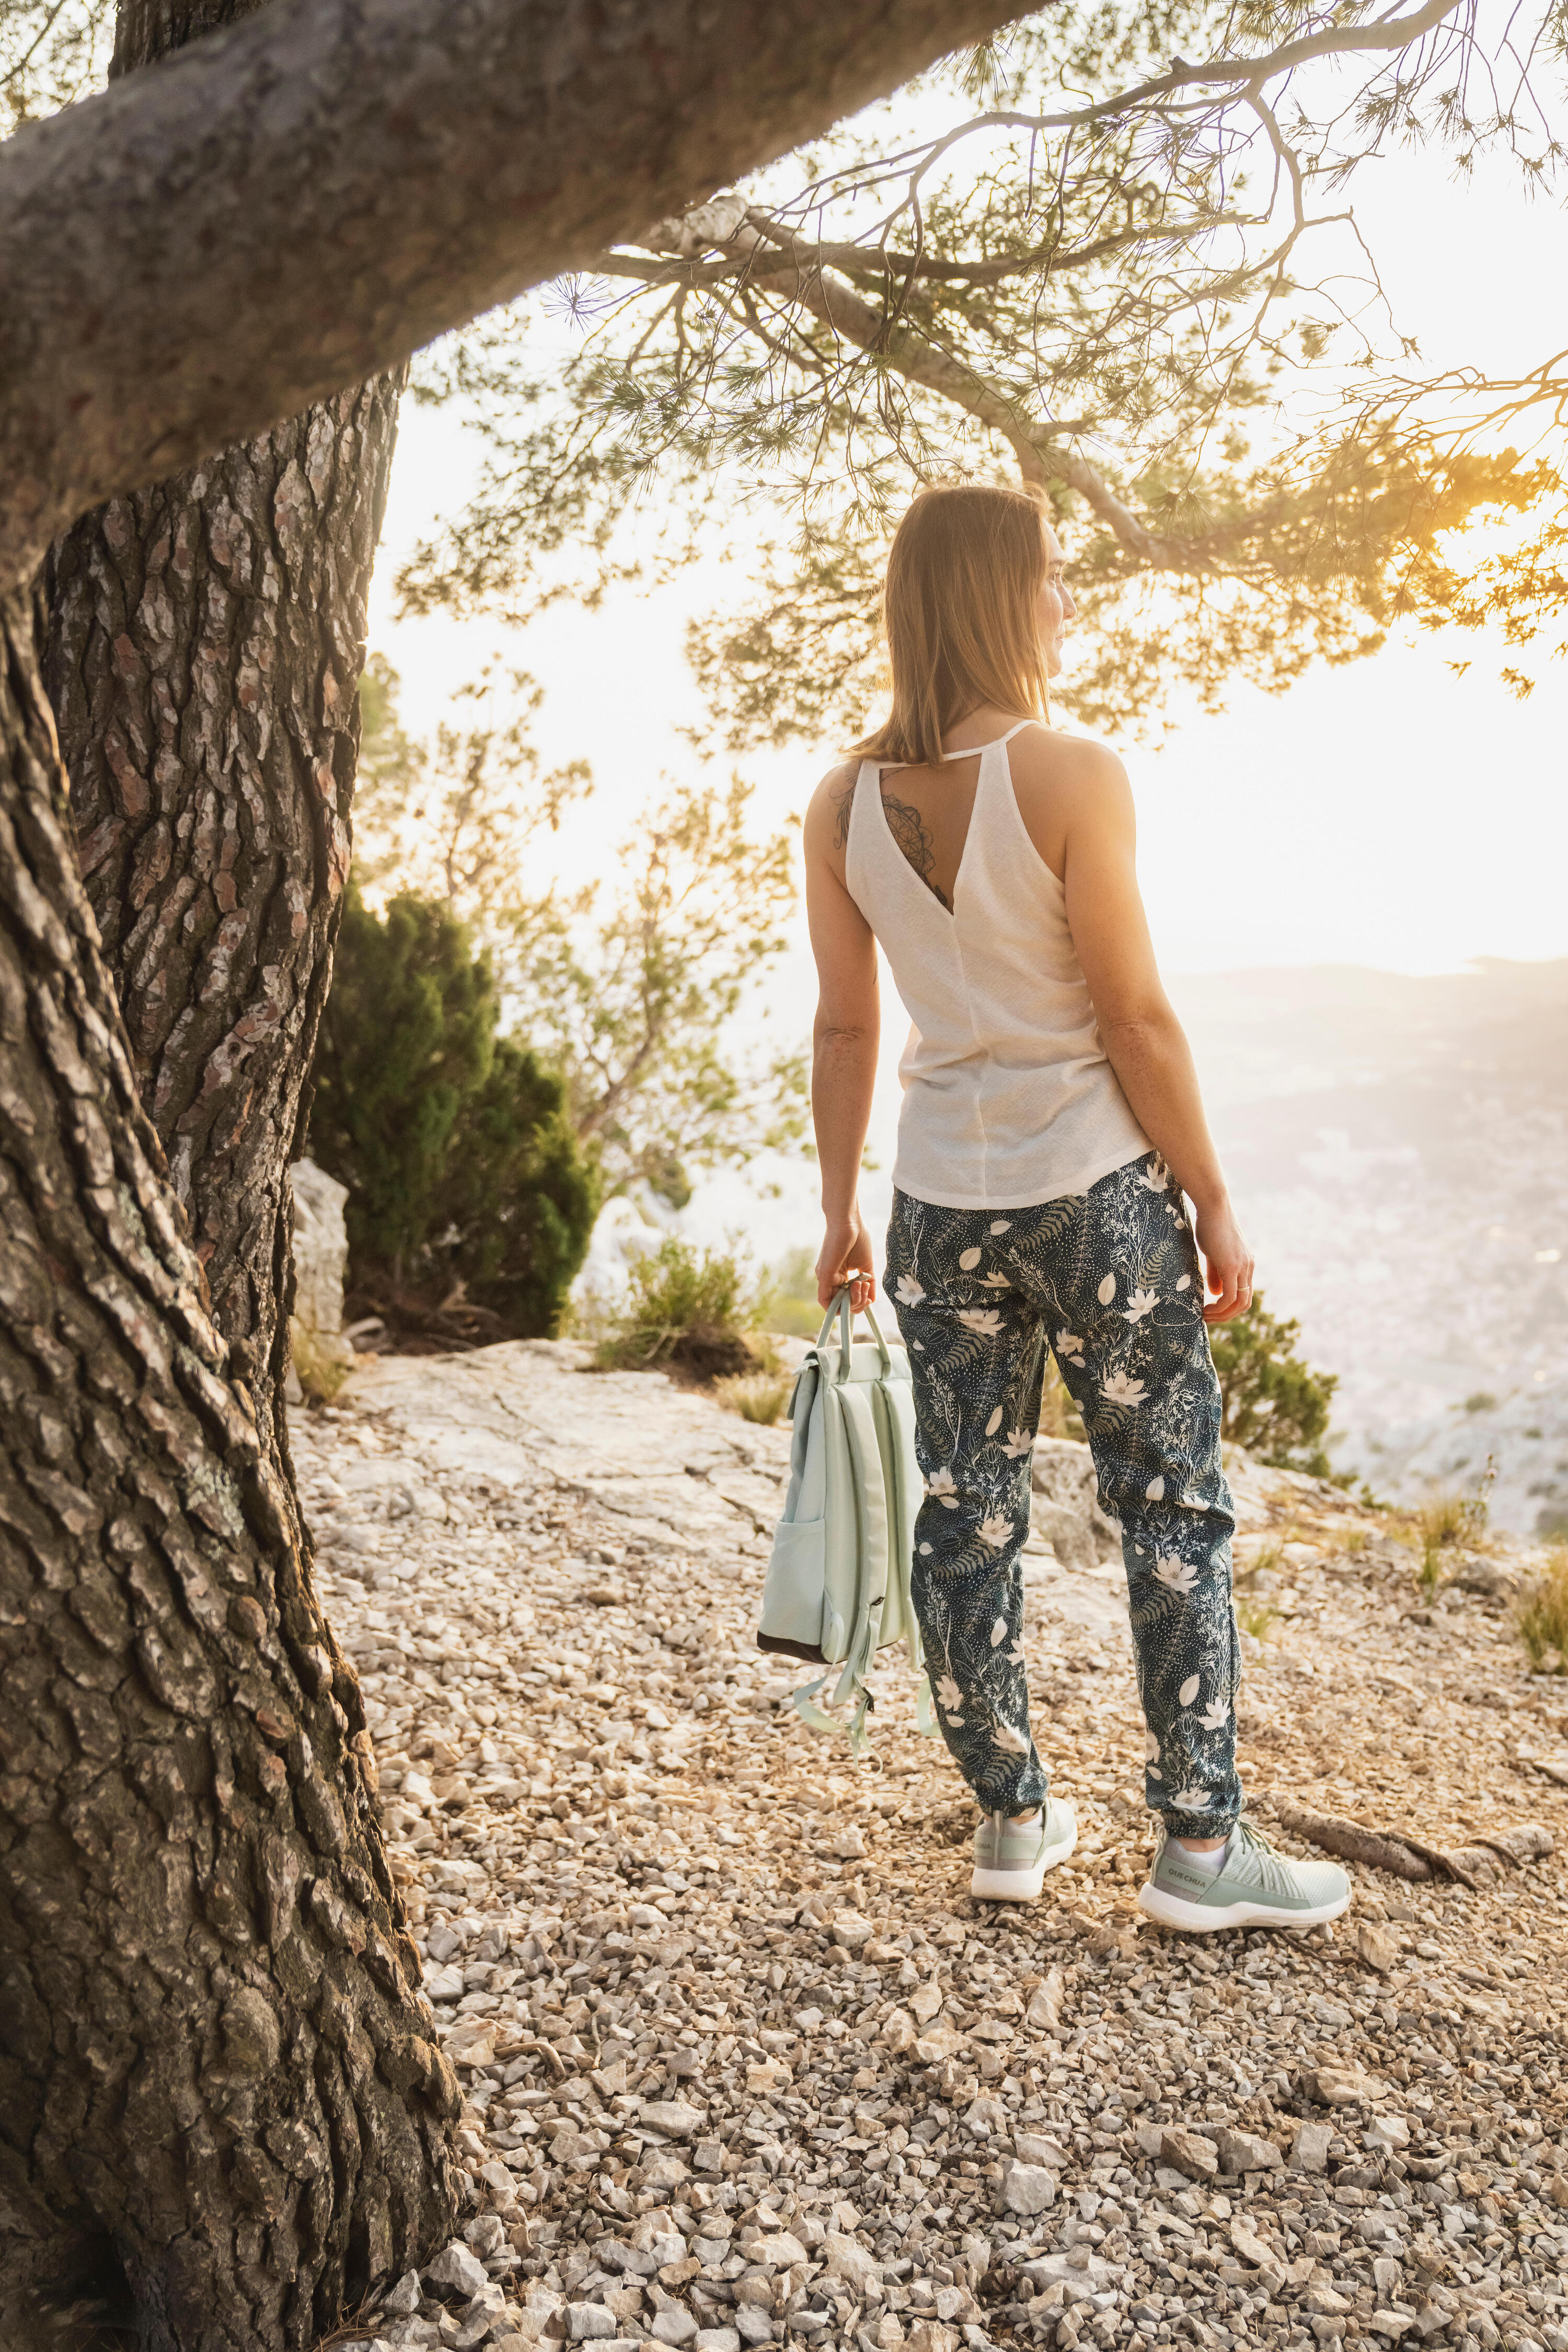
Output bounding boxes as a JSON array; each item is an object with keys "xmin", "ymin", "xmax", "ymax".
[
  {"xmin": 1137, "ymin": 1818, "xmax": 1351, "ymax": 1933},
  {"xmin": 971, "ymin": 1795, "xmax": 1077, "ymax": 1900}
]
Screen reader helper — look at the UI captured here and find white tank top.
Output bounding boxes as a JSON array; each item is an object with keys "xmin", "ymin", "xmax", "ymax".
[{"xmin": 846, "ymin": 720, "xmax": 1149, "ymax": 1211}]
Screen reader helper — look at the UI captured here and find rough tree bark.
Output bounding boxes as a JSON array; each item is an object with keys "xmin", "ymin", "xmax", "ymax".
[
  {"xmin": 44, "ymin": 0, "xmax": 404, "ymax": 1460},
  {"xmin": 0, "ymin": 585, "xmax": 460, "ymax": 2343},
  {"xmin": 0, "ymin": 0, "xmax": 1035, "ymax": 578}
]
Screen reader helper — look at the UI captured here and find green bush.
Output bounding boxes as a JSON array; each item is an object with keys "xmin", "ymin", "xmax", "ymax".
[
  {"xmin": 310, "ymin": 890, "xmax": 598, "ymax": 1335},
  {"xmin": 596, "ymin": 1238, "xmax": 763, "ymax": 1378},
  {"xmin": 1206, "ymin": 1293, "xmax": 1340, "ymax": 1478}
]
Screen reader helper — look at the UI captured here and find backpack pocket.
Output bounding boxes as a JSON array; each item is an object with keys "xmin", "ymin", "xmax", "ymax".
[{"xmin": 757, "ymin": 1514, "xmax": 829, "ymax": 1663}]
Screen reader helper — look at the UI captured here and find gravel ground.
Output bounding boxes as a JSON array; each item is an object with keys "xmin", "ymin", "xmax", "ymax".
[{"xmin": 300, "ymin": 1342, "xmax": 1568, "ymax": 2352}]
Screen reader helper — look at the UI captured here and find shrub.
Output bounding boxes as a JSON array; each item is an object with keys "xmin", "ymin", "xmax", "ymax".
[
  {"xmin": 596, "ymin": 1238, "xmax": 765, "ymax": 1378},
  {"xmin": 1206, "ymin": 1293, "xmax": 1339, "ymax": 1477},
  {"xmin": 429, "ymin": 1037, "xmax": 601, "ymax": 1334},
  {"xmin": 310, "ymin": 890, "xmax": 598, "ymax": 1338},
  {"xmin": 1516, "ymin": 1550, "xmax": 1568, "ymax": 1674}
]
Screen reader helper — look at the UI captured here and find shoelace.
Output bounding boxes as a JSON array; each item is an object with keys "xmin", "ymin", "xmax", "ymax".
[
  {"xmin": 1226, "ymin": 1818, "xmax": 1302, "ymax": 1897},
  {"xmin": 1158, "ymin": 1817, "xmax": 1299, "ymax": 1896}
]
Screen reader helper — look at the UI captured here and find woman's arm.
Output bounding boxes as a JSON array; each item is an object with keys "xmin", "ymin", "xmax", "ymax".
[
  {"xmin": 1058, "ymin": 745, "xmax": 1254, "ymax": 1324},
  {"xmin": 803, "ymin": 769, "xmax": 880, "ymax": 1310}
]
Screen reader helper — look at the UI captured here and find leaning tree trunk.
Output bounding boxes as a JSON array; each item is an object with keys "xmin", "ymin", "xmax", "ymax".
[
  {"xmin": 0, "ymin": 591, "xmax": 459, "ymax": 2345},
  {"xmin": 44, "ymin": 374, "xmax": 402, "ymax": 1463},
  {"xmin": 44, "ymin": 0, "xmax": 404, "ymax": 1472}
]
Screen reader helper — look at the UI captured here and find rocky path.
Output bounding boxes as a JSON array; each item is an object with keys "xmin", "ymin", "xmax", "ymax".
[{"xmin": 301, "ymin": 1342, "xmax": 1568, "ymax": 2352}]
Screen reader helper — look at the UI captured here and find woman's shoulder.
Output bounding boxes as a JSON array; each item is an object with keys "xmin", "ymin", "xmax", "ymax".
[
  {"xmin": 803, "ymin": 758, "xmax": 864, "ymax": 863},
  {"xmin": 1007, "ymin": 720, "xmax": 1130, "ymax": 799}
]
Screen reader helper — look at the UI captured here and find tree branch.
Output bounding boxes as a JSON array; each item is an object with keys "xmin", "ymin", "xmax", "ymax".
[
  {"xmin": 0, "ymin": 0, "xmax": 1039, "ymax": 582},
  {"xmin": 665, "ymin": 218, "xmax": 1246, "ymax": 570}
]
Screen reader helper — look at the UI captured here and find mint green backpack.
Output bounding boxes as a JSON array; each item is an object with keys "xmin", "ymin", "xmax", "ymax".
[{"xmin": 756, "ymin": 1290, "xmax": 934, "ymax": 1750}]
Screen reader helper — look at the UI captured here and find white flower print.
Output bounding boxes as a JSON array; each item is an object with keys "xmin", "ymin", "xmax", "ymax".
[
  {"xmin": 1154, "ymin": 1554, "xmax": 1198, "ymax": 1598},
  {"xmin": 918, "ymin": 1541, "xmax": 933, "ymax": 1555},
  {"xmin": 958, "ymin": 1247, "xmax": 983, "ymax": 1271},
  {"xmin": 1055, "ymin": 1329, "xmax": 1085, "ymax": 1366},
  {"xmin": 1139, "ymin": 1159, "xmax": 1170, "ymax": 1193},
  {"xmin": 958, "ymin": 1307, "xmax": 1003, "ymax": 1337},
  {"xmin": 1098, "ymin": 1272, "xmax": 1117, "ymax": 1305},
  {"xmin": 1145, "ymin": 1474, "xmax": 1166, "ymax": 1501},
  {"xmin": 977, "ymin": 1514, "xmax": 1012, "ymax": 1550},
  {"xmin": 1006, "ymin": 1638, "xmax": 1027, "ymax": 1668},
  {"xmin": 1198, "ymin": 1698, "xmax": 1231, "ymax": 1732},
  {"xmin": 894, "ymin": 1272, "xmax": 926, "ymax": 1307},
  {"xmin": 1100, "ymin": 1369, "xmax": 1147, "ymax": 1408},
  {"xmin": 985, "ymin": 1406, "xmax": 1004, "ymax": 1436},
  {"xmin": 935, "ymin": 1675, "xmax": 964, "ymax": 1713},
  {"xmin": 1175, "ymin": 1273, "xmax": 1192, "ymax": 1293},
  {"xmin": 981, "ymin": 1273, "xmax": 1012, "ymax": 1288},
  {"xmin": 1145, "ymin": 1731, "xmax": 1160, "ymax": 1762},
  {"xmin": 1172, "ymin": 1786, "xmax": 1213, "ymax": 1811},
  {"xmin": 989, "ymin": 1219, "xmax": 1012, "ymax": 1235},
  {"xmin": 1002, "ymin": 1428, "xmax": 1034, "ymax": 1458},
  {"xmin": 1177, "ymin": 1673, "xmax": 1202, "ymax": 1707},
  {"xmin": 926, "ymin": 1466, "xmax": 960, "ymax": 1507},
  {"xmin": 991, "ymin": 1720, "xmax": 1031, "ymax": 1757},
  {"xmin": 1122, "ymin": 1285, "xmax": 1158, "ymax": 1324},
  {"xmin": 989, "ymin": 1617, "xmax": 1007, "ymax": 1647}
]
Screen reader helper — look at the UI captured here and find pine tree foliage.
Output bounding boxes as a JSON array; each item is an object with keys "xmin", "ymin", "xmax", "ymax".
[
  {"xmin": 1207, "ymin": 1289, "xmax": 1339, "ymax": 1477},
  {"xmin": 354, "ymin": 650, "xmax": 590, "ymax": 910},
  {"xmin": 309, "ymin": 890, "xmax": 598, "ymax": 1332},
  {"xmin": 398, "ymin": 0, "xmax": 1565, "ymax": 745},
  {"xmin": 352, "ymin": 665, "xmax": 808, "ymax": 1208},
  {"xmin": 1, "ymin": 0, "xmax": 112, "ymax": 134},
  {"xmin": 497, "ymin": 777, "xmax": 808, "ymax": 1206}
]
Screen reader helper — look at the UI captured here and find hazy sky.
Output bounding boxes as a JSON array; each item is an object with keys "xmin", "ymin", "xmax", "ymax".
[{"xmin": 364, "ymin": 103, "xmax": 1567, "ymax": 1267}]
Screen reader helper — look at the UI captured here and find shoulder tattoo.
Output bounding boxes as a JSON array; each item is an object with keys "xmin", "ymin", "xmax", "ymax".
[
  {"xmin": 880, "ymin": 789, "xmax": 950, "ymax": 909},
  {"xmin": 829, "ymin": 771, "xmax": 856, "ymax": 853}
]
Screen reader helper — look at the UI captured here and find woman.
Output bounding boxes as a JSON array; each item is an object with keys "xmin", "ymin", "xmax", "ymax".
[{"xmin": 803, "ymin": 481, "xmax": 1348, "ymax": 1933}]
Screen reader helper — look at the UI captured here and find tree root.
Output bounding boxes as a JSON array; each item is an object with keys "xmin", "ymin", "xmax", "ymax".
[{"xmin": 1274, "ymin": 1800, "xmax": 1554, "ymax": 1889}]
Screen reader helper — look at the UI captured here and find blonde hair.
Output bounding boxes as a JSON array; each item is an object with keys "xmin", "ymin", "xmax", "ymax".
[{"xmin": 851, "ymin": 482, "xmax": 1052, "ymax": 768}]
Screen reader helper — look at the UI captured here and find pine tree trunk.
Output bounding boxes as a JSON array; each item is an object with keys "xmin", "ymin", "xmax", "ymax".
[
  {"xmin": 0, "ymin": 586, "xmax": 459, "ymax": 2344},
  {"xmin": 44, "ymin": 370, "xmax": 401, "ymax": 1454},
  {"xmin": 44, "ymin": 0, "xmax": 403, "ymax": 1459}
]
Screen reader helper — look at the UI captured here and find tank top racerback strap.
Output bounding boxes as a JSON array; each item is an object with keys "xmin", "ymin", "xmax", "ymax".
[{"xmin": 937, "ymin": 719, "xmax": 1036, "ymax": 763}]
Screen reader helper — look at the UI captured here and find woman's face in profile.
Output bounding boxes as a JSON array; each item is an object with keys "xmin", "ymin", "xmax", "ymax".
[{"xmin": 1035, "ymin": 524, "xmax": 1076, "ymax": 678}]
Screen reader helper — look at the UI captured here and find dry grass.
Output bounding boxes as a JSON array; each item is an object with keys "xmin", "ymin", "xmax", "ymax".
[
  {"xmin": 1516, "ymin": 1548, "xmax": 1568, "ymax": 1674},
  {"xmin": 1409, "ymin": 1468, "xmax": 1496, "ymax": 1594},
  {"xmin": 713, "ymin": 1370, "xmax": 793, "ymax": 1425},
  {"xmin": 1236, "ymin": 1593, "xmax": 1281, "ymax": 1641}
]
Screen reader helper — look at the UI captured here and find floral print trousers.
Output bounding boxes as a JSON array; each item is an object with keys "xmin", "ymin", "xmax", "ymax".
[{"xmin": 884, "ymin": 1151, "xmax": 1240, "ymax": 1839}]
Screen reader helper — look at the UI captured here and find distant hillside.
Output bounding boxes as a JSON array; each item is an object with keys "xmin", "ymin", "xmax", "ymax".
[{"xmin": 1169, "ymin": 958, "xmax": 1568, "ymax": 1535}]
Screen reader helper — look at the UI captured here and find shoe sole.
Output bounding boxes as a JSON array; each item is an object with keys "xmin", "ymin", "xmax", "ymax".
[
  {"xmin": 1136, "ymin": 1880, "xmax": 1352, "ymax": 1933},
  {"xmin": 971, "ymin": 1811, "xmax": 1078, "ymax": 1902}
]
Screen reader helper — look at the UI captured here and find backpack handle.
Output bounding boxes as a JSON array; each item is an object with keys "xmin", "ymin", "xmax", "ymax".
[{"xmin": 815, "ymin": 1285, "xmax": 893, "ymax": 1380}]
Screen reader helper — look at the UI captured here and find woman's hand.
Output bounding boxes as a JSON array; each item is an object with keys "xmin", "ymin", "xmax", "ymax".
[
  {"xmin": 816, "ymin": 1213, "xmax": 877, "ymax": 1311},
  {"xmin": 1193, "ymin": 1197, "xmax": 1254, "ymax": 1324}
]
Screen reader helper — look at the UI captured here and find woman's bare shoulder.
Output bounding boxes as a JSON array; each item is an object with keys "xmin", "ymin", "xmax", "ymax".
[
  {"xmin": 1008, "ymin": 720, "xmax": 1129, "ymax": 797},
  {"xmin": 805, "ymin": 759, "xmax": 863, "ymax": 859}
]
